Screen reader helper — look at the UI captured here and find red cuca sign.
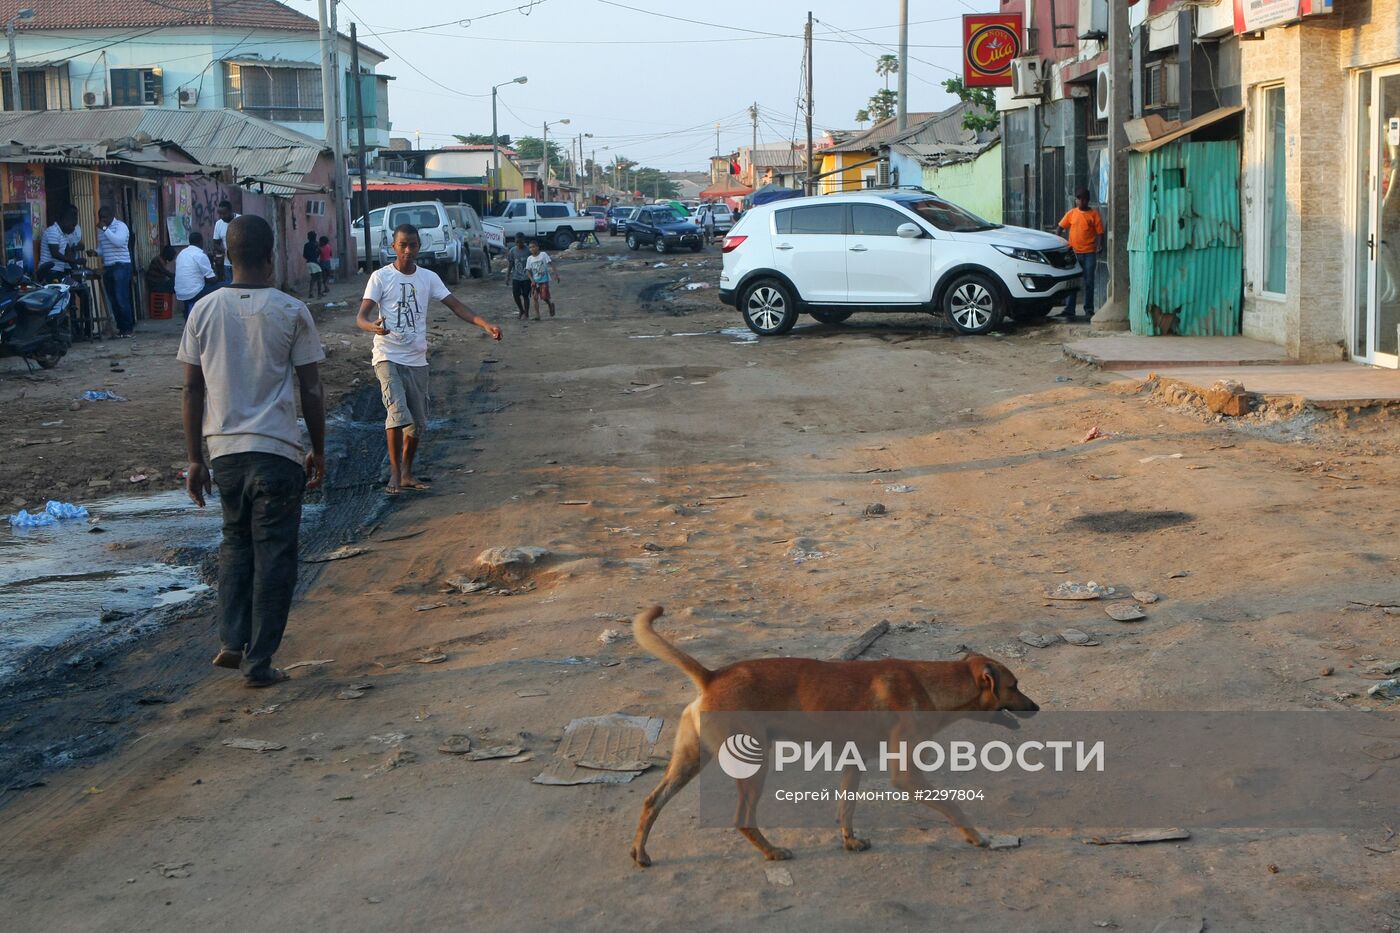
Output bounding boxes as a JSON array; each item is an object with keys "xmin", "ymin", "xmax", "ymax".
[{"xmin": 963, "ymin": 14, "xmax": 1022, "ymax": 88}]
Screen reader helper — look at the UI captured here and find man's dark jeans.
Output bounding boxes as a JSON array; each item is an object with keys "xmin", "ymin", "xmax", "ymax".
[
  {"xmin": 102, "ymin": 262, "xmax": 134, "ymax": 335},
  {"xmin": 213, "ymin": 452, "xmax": 306, "ymax": 680},
  {"xmin": 1065, "ymin": 252, "xmax": 1098, "ymax": 317}
]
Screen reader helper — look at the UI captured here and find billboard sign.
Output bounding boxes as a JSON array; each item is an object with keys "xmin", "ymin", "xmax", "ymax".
[
  {"xmin": 1234, "ymin": 0, "xmax": 1333, "ymax": 34},
  {"xmin": 963, "ymin": 14, "xmax": 1022, "ymax": 88}
]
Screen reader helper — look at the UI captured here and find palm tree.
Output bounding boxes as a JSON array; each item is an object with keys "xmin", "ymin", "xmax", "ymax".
[
  {"xmin": 875, "ymin": 54, "xmax": 899, "ymax": 90},
  {"xmin": 854, "ymin": 108, "xmax": 870, "ymax": 129}
]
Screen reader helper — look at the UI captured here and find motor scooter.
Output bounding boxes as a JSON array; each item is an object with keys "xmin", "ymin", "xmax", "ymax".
[{"xmin": 0, "ymin": 261, "xmax": 73, "ymax": 370}]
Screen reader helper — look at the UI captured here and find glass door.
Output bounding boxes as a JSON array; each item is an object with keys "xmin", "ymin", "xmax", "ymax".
[{"xmin": 1364, "ymin": 68, "xmax": 1400, "ymax": 367}]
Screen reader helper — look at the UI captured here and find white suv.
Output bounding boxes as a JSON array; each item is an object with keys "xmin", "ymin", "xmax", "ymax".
[
  {"xmin": 718, "ymin": 192, "xmax": 1081, "ymax": 336},
  {"xmin": 378, "ymin": 201, "xmax": 466, "ymax": 284}
]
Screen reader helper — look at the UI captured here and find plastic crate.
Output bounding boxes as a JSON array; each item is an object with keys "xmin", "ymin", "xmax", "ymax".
[{"xmin": 148, "ymin": 291, "xmax": 175, "ymax": 320}]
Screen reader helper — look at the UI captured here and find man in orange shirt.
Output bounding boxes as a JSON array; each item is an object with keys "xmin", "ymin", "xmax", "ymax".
[{"xmin": 1058, "ymin": 187, "xmax": 1104, "ymax": 322}]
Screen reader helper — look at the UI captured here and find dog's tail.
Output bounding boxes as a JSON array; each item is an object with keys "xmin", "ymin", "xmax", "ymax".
[{"xmin": 632, "ymin": 606, "xmax": 711, "ymax": 689}]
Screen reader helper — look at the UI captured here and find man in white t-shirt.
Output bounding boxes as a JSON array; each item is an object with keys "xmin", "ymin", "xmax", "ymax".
[
  {"xmin": 94, "ymin": 206, "xmax": 135, "ymax": 336},
  {"xmin": 357, "ymin": 222, "xmax": 501, "ymax": 495},
  {"xmin": 174, "ymin": 232, "xmax": 218, "ymax": 319},
  {"xmin": 212, "ymin": 200, "xmax": 239, "ymax": 281}
]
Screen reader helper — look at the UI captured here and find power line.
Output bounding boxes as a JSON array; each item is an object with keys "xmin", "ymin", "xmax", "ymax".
[{"xmin": 340, "ymin": 0, "xmax": 491, "ymax": 98}]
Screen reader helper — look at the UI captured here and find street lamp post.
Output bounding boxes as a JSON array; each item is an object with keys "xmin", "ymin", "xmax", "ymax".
[
  {"xmin": 491, "ymin": 75, "xmax": 527, "ymax": 215},
  {"xmin": 541, "ymin": 117, "xmax": 569, "ymax": 201},
  {"xmin": 7, "ymin": 8, "xmax": 33, "ymax": 111},
  {"xmin": 575, "ymin": 132, "xmax": 592, "ymax": 207}
]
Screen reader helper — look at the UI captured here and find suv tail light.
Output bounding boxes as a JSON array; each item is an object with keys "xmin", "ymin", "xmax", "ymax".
[{"xmin": 721, "ymin": 235, "xmax": 746, "ymax": 253}]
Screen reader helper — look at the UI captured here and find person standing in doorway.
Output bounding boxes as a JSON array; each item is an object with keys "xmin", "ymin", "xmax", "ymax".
[
  {"xmin": 318, "ymin": 236, "xmax": 334, "ymax": 285},
  {"xmin": 357, "ymin": 224, "xmax": 502, "ymax": 496},
  {"xmin": 179, "ymin": 214, "xmax": 327, "ymax": 688},
  {"xmin": 212, "ymin": 200, "xmax": 239, "ymax": 282},
  {"xmin": 525, "ymin": 239, "xmax": 559, "ymax": 320},
  {"xmin": 505, "ymin": 234, "xmax": 532, "ymax": 319},
  {"xmin": 175, "ymin": 233, "xmax": 219, "ymax": 319},
  {"xmin": 94, "ymin": 206, "xmax": 135, "ymax": 337},
  {"xmin": 302, "ymin": 231, "xmax": 323, "ymax": 297},
  {"xmin": 1057, "ymin": 188, "xmax": 1104, "ymax": 323}
]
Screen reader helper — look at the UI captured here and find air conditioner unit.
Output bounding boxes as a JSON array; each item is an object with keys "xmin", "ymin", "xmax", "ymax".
[
  {"xmin": 1095, "ymin": 64, "xmax": 1111, "ymax": 120},
  {"xmin": 1010, "ymin": 57, "xmax": 1044, "ymax": 99},
  {"xmin": 1078, "ymin": 0, "xmax": 1108, "ymax": 40},
  {"xmin": 177, "ymin": 87, "xmax": 198, "ymax": 108},
  {"xmin": 82, "ymin": 90, "xmax": 107, "ymax": 108}
]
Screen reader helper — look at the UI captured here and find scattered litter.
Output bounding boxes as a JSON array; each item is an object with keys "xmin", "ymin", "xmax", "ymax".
[
  {"xmin": 415, "ymin": 603, "xmax": 448, "ymax": 612},
  {"xmin": 834, "ymin": 621, "xmax": 890, "ymax": 661},
  {"xmin": 1087, "ymin": 473, "xmax": 1123, "ymax": 481},
  {"xmin": 863, "ymin": 503, "xmax": 887, "ymax": 517},
  {"xmin": 282, "ymin": 659, "xmax": 334, "ymax": 671},
  {"xmin": 1082, "ymin": 425, "xmax": 1105, "ymax": 442},
  {"xmin": 988, "ymin": 835, "xmax": 1021, "ymax": 850},
  {"xmin": 507, "ymin": 752, "xmax": 534, "ymax": 763},
  {"xmin": 369, "ymin": 732, "xmax": 408, "ymax": 746},
  {"xmin": 9, "ymin": 499, "xmax": 90, "ymax": 527},
  {"xmin": 438, "ymin": 735, "xmax": 473, "ymax": 755},
  {"xmin": 1367, "ymin": 679, "xmax": 1400, "ymax": 699},
  {"xmin": 515, "ymin": 689, "xmax": 550, "ymax": 698},
  {"xmin": 1048, "ymin": 581, "xmax": 1112, "ymax": 601},
  {"xmin": 641, "ymin": 541, "xmax": 665, "ymax": 552},
  {"xmin": 222, "ymin": 738, "xmax": 285, "ymax": 752},
  {"xmin": 465, "ymin": 745, "xmax": 524, "ymax": 761},
  {"xmin": 652, "ymin": 262, "xmax": 668, "ymax": 268},
  {"xmin": 533, "ymin": 714, "xmax": 663, "ymax": 785},
  {"xmin": 475, "ymin": 545, "xmax": 551, "ymax": 571},
  {"xmin": 627, "ymin": 383, "xmax": 663, "ymax": 393},
  {"xmin": 333, "ymin": 794, "xmax": 354, "ymax": 801},
  {"xmin": 445, "ymin": 577, "xmax": 490, "ymax": 594},
  {"xmin": 303, "ymin": 545, "xmax": 369, "ymax": 563},
  {"xmin": 8, "ymin": 509, "xmax": 55, "ymax": 528},
  {"xmin": 598, "ymin": 629, "xmax": 626, "ymax": 645},
  {"xmin": 561, "ymin": 500, "xmax": 591, "ymax": 506},
  {"xmin": 765, "ymin": 866, "xmax": 794, "ymax": 887},
  {"xmin": 80, "ymin": 390, "xmax": 127, "ymax": 402},
  {"xmin": 707, "ymin": 493, "xmax": 747, "ymax": 500},
  {"xmin": 414, "ymin": 653, "xmax": 448, "ymax": 664},
  {"xmin": 1083, "ymin": 829, "xmax": 1190, "ymax": 845},
  {"xmin": 249, "ymin": 704, "xmax": 282, "ymax": 716},
  {"xmin": 684, "ymin": 282, "xmax": 710, "ymax": 290},
  {"xmin": 1106, "ymin": 604, "xmax": 1146, "ymax": 622},
  {"xmin": 1138, "ymin": 453, "xmax": 1184, "ymax": 464},
  {"xmin": 336, "ymin": 689, "xmax": 366, "ymax": 700},
  {"xmin": 1018, "ymin": 632, "xmax": 1058, "ymax": 649},
  {"xmin": 1167, "ymin": 570, "xmax": 1190, "ymax": 579},
  {"xmin": 883, "ymin": 484, "xmax": 915, "ymax": 494},
  {"xmin": 323, "ymin": 300, "xmax": 348, "ymax": 309},
  {"xmin": 1132, "ymin": 591, "xmax": 1160, "ymax": 604},
  {"xmin": 787, "ymin": 537, "xmax": 828, "ymax": 562},
  {"xmin": 154, "ymin": 862, "xmax": 193, "ymax": 879},
  {"xmin": 1060, "ymin": 629, "xmax": 1100, "ymax": 647},
  {"xmin": 367, "ymin": 749, "xmax": 416, "ymax": 776},
  {"xmin": 128, "ymin": 474, "xmax": 148, "ymax": 484}
]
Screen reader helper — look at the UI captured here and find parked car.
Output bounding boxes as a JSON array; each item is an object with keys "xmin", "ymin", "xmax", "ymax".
[
  {"xmin": 376, "ymin": 201, "xmax": 468, "ymax": 283},
  {"xmin": 352, "ymin": 207, "xmax": 386, "ymax": 270},
  {"xmin": 718, "ymin": 192, "xmax": 1080, "ymax": 336},
  {"xmin": 444, "ymin": 203, "xmax": 491, "ymax": 278},
  {"xmin": 491, "ymin": 199, "xmax": 596, "ymax": 250},
  {"xmin": 625, "ymin": 206, "xmax": 704, "ymax": 254},
  {"xmin": 608, "ymin": 206, "xmax": 637, "ymax": 236},
  {"xmin": 694, "ymin": 203, "xmax": 734, "ymax": 239}
]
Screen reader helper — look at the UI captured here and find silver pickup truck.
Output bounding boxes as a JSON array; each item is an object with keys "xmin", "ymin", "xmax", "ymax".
[{"xmin": 491, "ymin": 199, "xmax": 596, "ymax": 250}]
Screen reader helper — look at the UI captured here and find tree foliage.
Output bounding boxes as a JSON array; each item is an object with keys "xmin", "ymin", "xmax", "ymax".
[
  {"xmin": 866, "ymin": 89, "xmax": 898, "ymax": 123},
  {"xmin": 512, "ymin": 136, "xmax": 567, "ymax": 170},
  {"xmin": 453, "ymin": 133, "xmax": 496, "ymax": 146},
  {"xmin": 875, "ymin": 54, "xmax": 899, "ymax": 90},
  {"xmin": 854, "ymin": 108, "xmax": 870, "ymax": 128},
  {"xmin": 940, "ymin": 78, "xmax": 1000, "ymax": 133}
]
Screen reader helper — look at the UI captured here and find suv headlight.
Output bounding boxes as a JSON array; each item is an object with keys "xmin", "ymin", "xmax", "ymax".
[{"xmin": 993, "ymin": 245, "xmax": 1048, "ymax": 264}]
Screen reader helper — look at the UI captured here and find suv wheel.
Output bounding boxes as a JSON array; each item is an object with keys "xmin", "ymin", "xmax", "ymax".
[
  {"xmin": 553, "ymin": 229, "xmax": 574, "ymax": 251},
  {"xmin": 942, "ymin": 273, "xmax": 1003, "ymax": 335},
  {"xmin": 809, "ymin": 309, "xmax": 852, "ymax": 325},
  {"xmin": 741, "ymin": 280, "xmax": 798, "ymax": 336},
  {"xmin": 444, "ymin": 259, "xmax": 461, "ymax": 285},
  {"xmin": 654, "ymin": 238, "xmax": 668, "ymax": 255},
  {"xmin": 626, "ymin": 234, "xmax": 640, "ymax": 251}
]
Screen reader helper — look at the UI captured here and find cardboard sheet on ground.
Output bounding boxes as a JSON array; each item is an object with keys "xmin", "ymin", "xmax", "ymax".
[{"xmin": 532, "ymin": 714, "xmax": 663, "ymax": 786}]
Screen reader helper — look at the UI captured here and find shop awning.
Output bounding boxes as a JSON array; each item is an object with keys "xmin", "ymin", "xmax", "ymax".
[
  {"xmin": 1127, "ymin": 106, "xmax": 1243, "ymax": 153},
  {"xmin": 699, "ymin": 183, "xmax": 753, "ymax": 198}
]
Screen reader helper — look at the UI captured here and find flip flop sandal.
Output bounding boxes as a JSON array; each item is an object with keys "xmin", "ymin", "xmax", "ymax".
[
  {"xmin": 212, "ymin": 648, "xmax": 243, "ymax": 670},
  {"xmin": 244, "ymin": 669, "xmax": 290, "ymax": 688},
  {"xmin": 401, "ymin": 482, "xmax": 433, "ymax": 491}
]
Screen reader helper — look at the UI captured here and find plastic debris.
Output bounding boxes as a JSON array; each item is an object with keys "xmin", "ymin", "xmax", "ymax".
[
  {"xmin": 1367, "ymin": 678, "xmax": 1400, "ymax": 699},
  {"xmin": 598, "ymin": 629, "xmax": 625, "ymax": 645},
  {"xmin": 222, "ymin": 738, "xmax": 285, "ymax": 752},
  {"xmin": 1048, "ymin": 581, "xmax": 1112, "ymax": 601},
  {"xmin": 9, "ymin": 509, "xmax": 56, "ymax": 528},
  {"xmin": 683, "ymin": 282, "xmax": 710, "ymax": 290},
  {"xmin": 883, "ymin": 484, "xmax": 915, "ymax": 494},
  {"xmin": 9, "ymin": 500, "xmax": 89, "ymax": 527},
  {"xmin": 80, "ymin": 390, "xmax": 127, "ymax": 402},
  {"xmin": 652, "ymin": 262, "xmax": 669, "ymax": 268}
]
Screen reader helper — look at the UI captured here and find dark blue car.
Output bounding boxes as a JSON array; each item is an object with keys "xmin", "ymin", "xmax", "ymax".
[{"xmin": 625, "ymin": 206, "xmax": 704, "ymax": 254}]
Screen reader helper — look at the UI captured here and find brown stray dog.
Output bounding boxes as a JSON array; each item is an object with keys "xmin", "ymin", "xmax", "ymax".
[{"xmin": 629, "ymin": 606, "xmax": 1040, "ymax": 867}]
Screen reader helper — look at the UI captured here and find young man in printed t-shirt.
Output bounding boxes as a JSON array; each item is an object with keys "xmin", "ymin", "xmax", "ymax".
[
  {"xmin": 357, "ymin": 223, "xmax": 502, "ymax": 495},
  {"xmin": 1057, "ymin": 187, "xmax": 1105, "ymax": 323}
]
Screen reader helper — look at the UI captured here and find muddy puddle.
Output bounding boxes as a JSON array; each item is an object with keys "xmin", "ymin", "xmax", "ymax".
[{"xmin": 628, "ymin": 327, "xmax": 757, "ymax": 344}]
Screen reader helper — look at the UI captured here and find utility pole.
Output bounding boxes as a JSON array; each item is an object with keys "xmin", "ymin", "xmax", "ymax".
[
  {"xmin": 1097, "ymin": 0, "xmax": 1131, "ymax": 329},
  {"xmin": 749, "ymin": 102, "xmax": 758, "ymax": 188},
  {"xmin": 541, "ymin": 120, "xmax": 549, "ymax": 201},
  {"xmin": 804, "ymin": 12, "xmax": 814, "ymax": 194},
  {"xmin": 896, "ymin": 0, "xmax": 908, "ymax": 131},
  {"xmin": 324, "ymin": 0, "xmax": 350, "ymax": 274},
  {"xmin": 350, "ymin": 22, "xmax": 371, "ymax": 272}
]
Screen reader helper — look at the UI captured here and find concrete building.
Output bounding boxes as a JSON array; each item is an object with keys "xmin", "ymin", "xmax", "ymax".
[
  {"xmin": 1237, "ymin": 0, "xmax": 1400, "ymax": 365},
  {"xmin": 883, "ymin": 102, "xmax": 1001, "ymax": 221},
  {"xmin": 0, "ymin": 0, "xmax": 392, "ymax": 152}
]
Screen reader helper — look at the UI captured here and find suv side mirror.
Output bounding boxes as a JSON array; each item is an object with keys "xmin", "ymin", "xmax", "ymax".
[{"xmin": 896, "ymin": 223, "xmax": 923, "ymax": 239}]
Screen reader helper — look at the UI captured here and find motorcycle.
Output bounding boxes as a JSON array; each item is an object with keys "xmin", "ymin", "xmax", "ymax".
[{"xmin": 0, "ymin": 261, "xmax": 73, "ymax": 370}]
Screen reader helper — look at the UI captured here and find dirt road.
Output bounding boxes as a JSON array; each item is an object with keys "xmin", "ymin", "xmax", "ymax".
[{"xmin": 3, "ymin": 251, "xmax": 1399, "ymax": 932}]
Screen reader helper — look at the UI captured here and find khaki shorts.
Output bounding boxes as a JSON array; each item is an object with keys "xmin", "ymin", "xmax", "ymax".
[{"xmin": 374, "ymin": 361, "xmax": 430, "ymax": 435}]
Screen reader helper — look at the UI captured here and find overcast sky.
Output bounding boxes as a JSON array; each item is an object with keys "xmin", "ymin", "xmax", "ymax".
[{"xmin": 325, "ymin": 0, "xmax": 997, "ymax": 171}]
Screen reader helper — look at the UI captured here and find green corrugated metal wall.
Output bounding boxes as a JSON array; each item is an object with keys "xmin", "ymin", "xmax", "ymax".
[{"xmin": 1127, "ymin": 140, "xmax": 1242, "ymax": 336}]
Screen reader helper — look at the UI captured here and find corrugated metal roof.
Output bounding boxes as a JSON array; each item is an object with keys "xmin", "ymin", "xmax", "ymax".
[
  {"xmin": 1127, "ymin": 106, "xmax": 1243, "ymax": 153},
  {"xmin": 0, "ymin": 107, "xmax": 327, "ymax": 196},
  {"xmin": 884, "ymin": 101, "xmax": 999, "ymax": 166},
  {"xmin": 825, "ymin": 112, "xmax": 941, "ymax": 153}
]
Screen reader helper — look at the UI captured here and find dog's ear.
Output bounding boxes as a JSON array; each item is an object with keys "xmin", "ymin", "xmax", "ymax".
[{"xmin": 974, "ymin": 658, "xmax": 999, "ymax": 696}]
